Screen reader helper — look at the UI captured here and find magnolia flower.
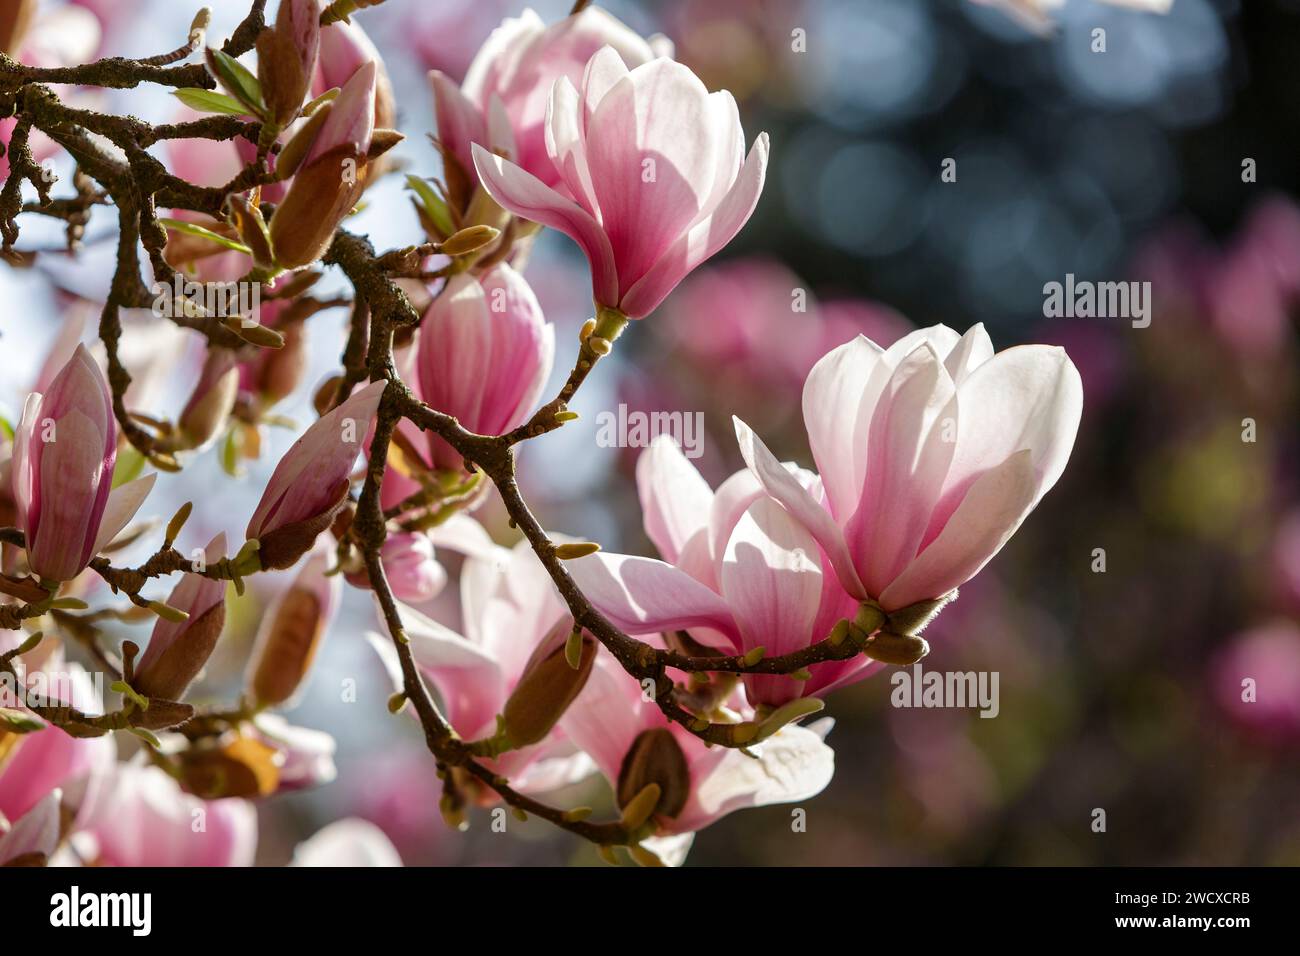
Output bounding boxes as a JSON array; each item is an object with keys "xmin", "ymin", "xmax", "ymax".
[
  {"xmin": 561, "ymin": 650, "xmax": 834, "ymax": 864},
  {"xmin": 431, "ymin": 6, "xmax": 662, "ymax": 191},
  {"xmin": 344, "ymin": 531, "xmax": 448, "ymax": 604},
  {"xmin": 415, "ymin": 264, "xmax": 554, "ymax": 470},
  {"xmin": 366, "ymin": 538, "xmax": 595, "ymax": 793},
  {"xmin": 269, "ymin": 61, "xmax": 377, "ymax": 269},
  {"xmin": 73, "ymin": 762, "xmax": 257, "ymax": 867},
  {"xmin": 473, "ymin": 47, "xmax": 768, "ymax": 319},
  {"xmin": 314, "ymin": 14, "xmax": 396, "ymax": 129},
  {"xmin": 570, "ymin": 436, "xmax": 868, "ymax": 706},
  {"xmin": 11, "ymin": 345, "xmax": 156, "ymax": 582},
  {"xmin": 133, "ymin": 534, "xmax": 228, "ymax": 702},
  {"xmin": 734, "ymin": 325, "xmax": 1083, "ymax": 614},
  {"xmin": 245, "ymin": 541, "xmax": 343, "ymax": 707},
  {"xmin": 245, "ymin": 378, "xmax": 385, "ymax": 569},
  {"xmin": 290, "ymin": 818, "xmax": 402, "ymax": 866}
]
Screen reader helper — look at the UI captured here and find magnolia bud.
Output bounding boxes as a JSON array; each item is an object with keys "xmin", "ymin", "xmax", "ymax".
[
  {"xmin": 178, "ymin": 352, "xmax": 240, "ymax": 450},
  {"xmin": 502, "ymin": 629, "xmax": 596, "ymax": 747},
  {"xmin": 133, "ymin": 535, "xmax": 228, "ymax": 702},
  {"xmin": 886, "ymin": 590, "xmax": 957, "ymax": 636},
  {"xmin": 256, "ymin": 0, "xmax": 320, "ymax": 127},
  {"xmin": 245, "ymin": 546, "xmax": 340, "ymax": 706},
  {"xmin": 861, "ymin": 629, "xmax": 930, "ymax": 666},
  {"xmin": 616, "ymin": 728, "xmax": 690, "ymax": 822},
  {"xmin": 255, "ymin": 320, "xmax": 307, "ymax": 405}
]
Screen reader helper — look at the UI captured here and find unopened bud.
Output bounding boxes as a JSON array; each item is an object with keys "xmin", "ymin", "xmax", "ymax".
[
  {"xmin": 553, "ymin": 541, "xmax": 600, "ymax": 560},
  {"xmin": 886, "ymin": 591, "xmax": 956, "ymax": 636},
  {"xmin": 246, "ymin": 584, "xmax": 327, "ymax": 707},
  {"xmin": 440, "ymin": 224, "xmax": 499, "ymax": 257},
  {"xmin": 616, "ymin": 728, "xmax": 690, "ymax": 823},
  {"xmin": 861, "ymin": 629, "xmax": 930, "ymax": 666},
  {"xmin": 502, "ymin": 628, "xmax": 596, "ymax": 747}
]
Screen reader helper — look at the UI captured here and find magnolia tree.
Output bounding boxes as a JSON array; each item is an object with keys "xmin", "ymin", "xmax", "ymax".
[{"xmin": 0, "ymin": 0, "xmax": 1083, "ymax": 868}]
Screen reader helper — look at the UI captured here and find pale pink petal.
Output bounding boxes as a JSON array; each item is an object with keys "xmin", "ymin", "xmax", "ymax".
[
  {"xmin": 880, "ymin": 449, "xmax": 1038, "ymax": 611},
  {"xmin": 559, "ymin": 652, "xmax": 652, "ymax": 783},
  {"xmin": 619, "ymin": 132, "xmax": 769, "ymax": 318},
  {"xmin": 585, "ymin": 60, "xmax": 717, "ymax": 290},
  {"xmin": 473, "ymin": 143, "xmax": 619, "ymax": 306},
  {"xmin": 430, "ymin": 69, "xmax": 486, "ymax": 178},
  {"xmin": 567, "ymin": 552, "xmax": 739, "ymax": 647},
  {"xmin": 924, "ymin": 344, "xmax": 1082, "ymax": 546},
  {"xmin": 721, "ymin": 497, "xmax": 825, "ymax": 704},
  {"xmin": 291, "ymin": 819, "xmax": 402, "ymax": 866},
  {"xmin": 846, "ymin": 343, "xmax": 957, "ymax": 596},
  {"xmin": 636, "ymin": 435, "xmax": 713, "ymax": 565},
  {"xmin": 0, "ymin": 790, "xmax": 61, "ymax": 864},
  {"xmin": 801, "ymin": 334, "xmax": 885, "ymax": 520},
  {"xmin": 943, "ymin": 323, "xmax": 995, "ymax": 385},
  {"xmin": 90, "ymin": 472, "xmax": 157, "ymax": 555},
  {"xmin": 673, "ymin": 724, "xmax": 834, "ymax": 835},
  {"xmin": 733, "ymin": 416, "xmax": 865, "ymax": 599}
]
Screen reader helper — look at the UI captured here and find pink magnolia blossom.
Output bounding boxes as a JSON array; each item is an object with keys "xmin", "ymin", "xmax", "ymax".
[
  {"xmin": 366, "ymin": 538, "xmax": 595, "ymax": 792},
  {"xmin": 561, "ymin": 650, "xmax": 834, "ymax": 863},
  {"xmin": 345, "ymin": 531, "xmax": 448, "ymax": 604},
  {"xmin": 570, "ymin": 436, "xmax": 868, "ymax": 706},
  {"xmin": 11, "ymin": 345, "xmax": 156, "ymax": 582},
  {"xmin": 245, "ymin": 378, "xmax": 385, "ymax": 569},
  {"xmin": 415, "ymin": 264, "xmax": 554, "ymax": 469},
  {"xmin": 133, "ymin": 534, "xmax": 228, "ymax": 702},
  {"xmin": 733, "ymin": 325, "xmax": 1083, "ymax": 612},
  {"xmin": 431, "ymin": 6, "xmax": 662, "ymax": 190},
  {"xmin": 290, "ymin": 818, "xmax": 402, "ymax": 866},
  {"xmin": 472, "ymin": 47, "xmax": 769, "ymax": 319},
  {"xmin": 74, "ymin": 763, "xmax": 257, "ymax": 867}
]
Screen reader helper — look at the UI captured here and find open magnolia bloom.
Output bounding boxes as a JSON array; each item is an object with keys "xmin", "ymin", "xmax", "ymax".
[
  {"xmin": 570, "ymin": 436, "xmax": 871, "ymax": 707},
  {"xmin": 561, "ymin": 649, "xmax": 835, "ymax": 865},
  {"xmin": 734, "ymin": 324, "xmax": 1083, "ymax": 615},
  {"xmin": 431, "ymin": 5, "xmax": 664, "ymax": 193},
  {"xmin": 473, "ymin": 46, "xmax": 768, "ymax": 319},
  {"xmin": 367, "ymin": 536, "xmax": 596, "ymax": 796},
  {"xmin": 71, "ymin": 762, "xmax": 257, "ymax": 867}
]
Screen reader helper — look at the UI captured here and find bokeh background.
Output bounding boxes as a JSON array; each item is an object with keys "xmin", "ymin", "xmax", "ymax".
[{"xmin": 3, "ymin": 0, "xmax": 1298, "ymax": 865}]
